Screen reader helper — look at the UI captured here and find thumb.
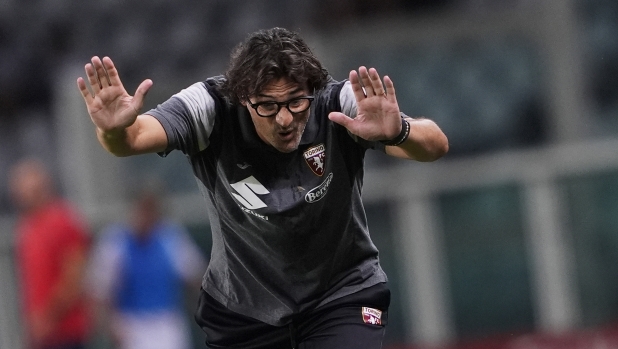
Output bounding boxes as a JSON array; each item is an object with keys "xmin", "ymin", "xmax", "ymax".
[
  {"xmin": 131, "ymin": 79, "xmax": 153, "ymax": 110},
  {"xmin": 328, "ymin": 112, "xmax": 354, "ymax": 129}
]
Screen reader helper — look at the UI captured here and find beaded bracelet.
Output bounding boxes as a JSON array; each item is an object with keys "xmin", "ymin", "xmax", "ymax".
[{"xmin": 380, "ymin": 118, "xmax": 410, "ymax": 146}]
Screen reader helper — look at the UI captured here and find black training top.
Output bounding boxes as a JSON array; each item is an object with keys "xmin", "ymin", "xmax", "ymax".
[{"xmin": 147, "ymin": 76, "xmax": 388, "ymax": 326}]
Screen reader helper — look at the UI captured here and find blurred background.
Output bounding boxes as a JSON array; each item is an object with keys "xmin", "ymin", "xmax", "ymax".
[{"xmin": 1, "ymin": 0, "xmax": 618, "ymax": 348}]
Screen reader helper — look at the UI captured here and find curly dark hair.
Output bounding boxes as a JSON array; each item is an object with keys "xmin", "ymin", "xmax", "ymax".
[{"xmin": 221, "ymin": 27, "xmax": 329, "ymax": 103}]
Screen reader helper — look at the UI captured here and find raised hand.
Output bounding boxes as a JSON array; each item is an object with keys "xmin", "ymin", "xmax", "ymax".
[
  {"xmin": 328, "ymin": 66, "xmax": 402, "ymax": 142},
  {"xmin": 76, "ymin": 56, "xmax": 153, "ymax": 134}
]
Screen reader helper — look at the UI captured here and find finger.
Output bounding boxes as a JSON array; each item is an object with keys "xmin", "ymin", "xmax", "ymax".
[
  {"xmin": 358, "ymin": 66, "xmax": 375, "ymax": 96},
  {"xmin": 91, "ymin": 56, "xmax": 111, "ymax": 88},
  {"xmin": 328, "ymin": 111, "xmax": 354, "ymax": 129},
  {"xmin": 369, "ymin": 68, "xmax": 386, "ymax": 97},
  {"xmin": 384, "ymin": 75, "xmax": 396, "ymax": 102},
  {"xmin": 76, "ymin": 77, "xmax": 93, "ymax": 102},
  {"xmin": 85, "ymin": 61, "xmax": 101, "ymax": 94},
  {"xmin": 349, "ymin": 70, "xmax": 366, "ymax": 101},
  {"xmin": 130, "ymin": 79, "xmax": 154, "ymax": 112},
  {"xmin": 102, "ymin": 56, "xmax": 121, "ymax": 87}
]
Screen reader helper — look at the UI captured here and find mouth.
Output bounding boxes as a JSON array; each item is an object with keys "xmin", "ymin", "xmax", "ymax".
[{"xmin": 278, "ymin": 129, "xmax": 295, "ymax": 141}]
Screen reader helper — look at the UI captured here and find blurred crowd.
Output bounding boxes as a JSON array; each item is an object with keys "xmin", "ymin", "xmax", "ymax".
[{"xmin": 8, "ymin": 158, "xmax": 207, "ymax": 349}]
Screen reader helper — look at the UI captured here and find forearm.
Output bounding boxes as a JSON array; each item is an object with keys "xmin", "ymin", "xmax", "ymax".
[
  {"xmin": 386, "ymin": 117, "xmax": 449, "ymax": 161},
  {"xmin": 96, "ymin": 126, "xmax": 136, "ymax": 157},
  {"xmin": 93, "ymin": 299, "xmax": 118, "ymax": 345},
  {"xmin": 42, "ymin": 286, "xmax": 81, "ymax": 327},
  {"xmin": 96, "ymin": 114, "xmax": 167, "ymax": 157},
  {"xmin": 37, "ymin": 248, "xmax": 87, "ymax": 332}
]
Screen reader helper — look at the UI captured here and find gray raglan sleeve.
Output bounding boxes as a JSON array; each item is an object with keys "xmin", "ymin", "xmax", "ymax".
[{"xmin": 145, "ymin": 82, "xmax": 217, "ymax": 157}]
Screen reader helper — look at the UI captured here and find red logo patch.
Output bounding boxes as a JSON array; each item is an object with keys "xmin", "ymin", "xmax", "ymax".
[
  {"xmin": 303, "ymin": 144, "xmax": 326, "ymax": 176},
  {"xmin": 362, "ymin": 307, "xmax": 382, "ymax": 325}
]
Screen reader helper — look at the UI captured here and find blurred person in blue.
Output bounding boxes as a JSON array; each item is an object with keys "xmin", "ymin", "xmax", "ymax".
[
  {"xmin": 87, "ymin": 181, "xmax": 206, "ymax": 349},
  {"xmin": 8, "ymin": 158, "xmax": 92, "ymax": 349},
  {"xmin": 77, "ymin": 27, "xmax": 448, "ymax": 348}
]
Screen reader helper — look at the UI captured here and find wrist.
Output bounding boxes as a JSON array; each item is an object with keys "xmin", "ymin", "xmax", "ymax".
[
  {"xmin": 97, "ymin": 126, "xmax": 127, "ymax": 139},
  {"xmin": 380, "ymin": 118, "xmax": 410, "ymax": 146}
]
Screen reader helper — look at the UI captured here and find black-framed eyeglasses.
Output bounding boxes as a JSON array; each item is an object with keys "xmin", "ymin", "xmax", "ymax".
[{"xmin": 249, "ymin": 96, "xmax": 315, "ymax": 117}]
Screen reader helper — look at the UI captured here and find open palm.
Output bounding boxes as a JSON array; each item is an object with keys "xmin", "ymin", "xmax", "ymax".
[
  {"xmin": 328, "ymin": 66, "xmax": 402, "ymax": 141},
  {"xmin": 77, "ymin": 56, "xmax": 152, "ymax": 133}
]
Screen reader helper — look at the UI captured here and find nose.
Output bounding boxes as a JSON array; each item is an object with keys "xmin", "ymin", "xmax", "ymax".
[{"xmin": 275, "ymin": 107, "xmax": 293, "ymax": 127}]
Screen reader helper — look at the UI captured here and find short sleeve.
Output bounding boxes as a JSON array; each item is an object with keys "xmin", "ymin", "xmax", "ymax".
[
  {"xmin": 163, "ymin": 223, "xmax": 207, "ymax": 282},
  {"xmin": 146, "ymin": 81, "xmax": 218, "ymax": 156},
  {"xmin": 86, "ymin": 226, "xmax": 125, "ymax": 302}
]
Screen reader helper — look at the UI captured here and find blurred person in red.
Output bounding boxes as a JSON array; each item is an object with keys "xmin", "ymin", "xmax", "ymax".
[{"xmin": 8, "ymin": 158, "xmax": 92, "ymax": 349}]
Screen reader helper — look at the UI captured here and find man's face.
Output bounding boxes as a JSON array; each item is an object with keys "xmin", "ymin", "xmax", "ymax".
[
  {"xmin": 9, "ymin": 161, "xmax": 52, "ymax": 212},
  {"xmin": 244, "ymin": 78, "xmax": 311, "ymax": 153}
]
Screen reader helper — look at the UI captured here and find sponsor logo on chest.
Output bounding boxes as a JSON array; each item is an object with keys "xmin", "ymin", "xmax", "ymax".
[
  {"xmin": 305, "ymin": 172, "xmax": 333, "ymax": 203},
  {"xmin": 303, "ymin": 144, "xmax": 326, "ymax": 176}
]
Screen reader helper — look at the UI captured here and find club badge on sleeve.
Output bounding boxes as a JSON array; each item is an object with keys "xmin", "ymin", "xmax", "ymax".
[{"xmin": 362, "ymin": 307, "xmax": 383, "ymax": 325}]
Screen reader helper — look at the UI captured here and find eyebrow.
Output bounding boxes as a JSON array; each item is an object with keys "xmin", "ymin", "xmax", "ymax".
[{"xmin": 256, "ymin": 87, "xmax": 305, "ymax": 100}]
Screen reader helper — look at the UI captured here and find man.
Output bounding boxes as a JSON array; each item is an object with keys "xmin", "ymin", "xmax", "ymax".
[
  {"xmin": 88, "ymin": 181, "xmax": 207, "ymax": 349},
  {"xmin": 77, "ymin": 27, "xmax": 448, "ymax": 349},
  {"xmin": 9, "ymin": 158, "xmax": 91, "ymax": 349}
]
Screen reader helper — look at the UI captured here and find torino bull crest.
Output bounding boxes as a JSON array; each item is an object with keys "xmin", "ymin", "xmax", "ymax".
[{"xmin": 303, "ymin": 144, "xmax": 326, "ymax": 176}]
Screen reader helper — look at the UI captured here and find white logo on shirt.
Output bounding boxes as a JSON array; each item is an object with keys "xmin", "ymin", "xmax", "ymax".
[{"xmin": 230, "ymin": 176, "xmax": 269, "ymax": 210}]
